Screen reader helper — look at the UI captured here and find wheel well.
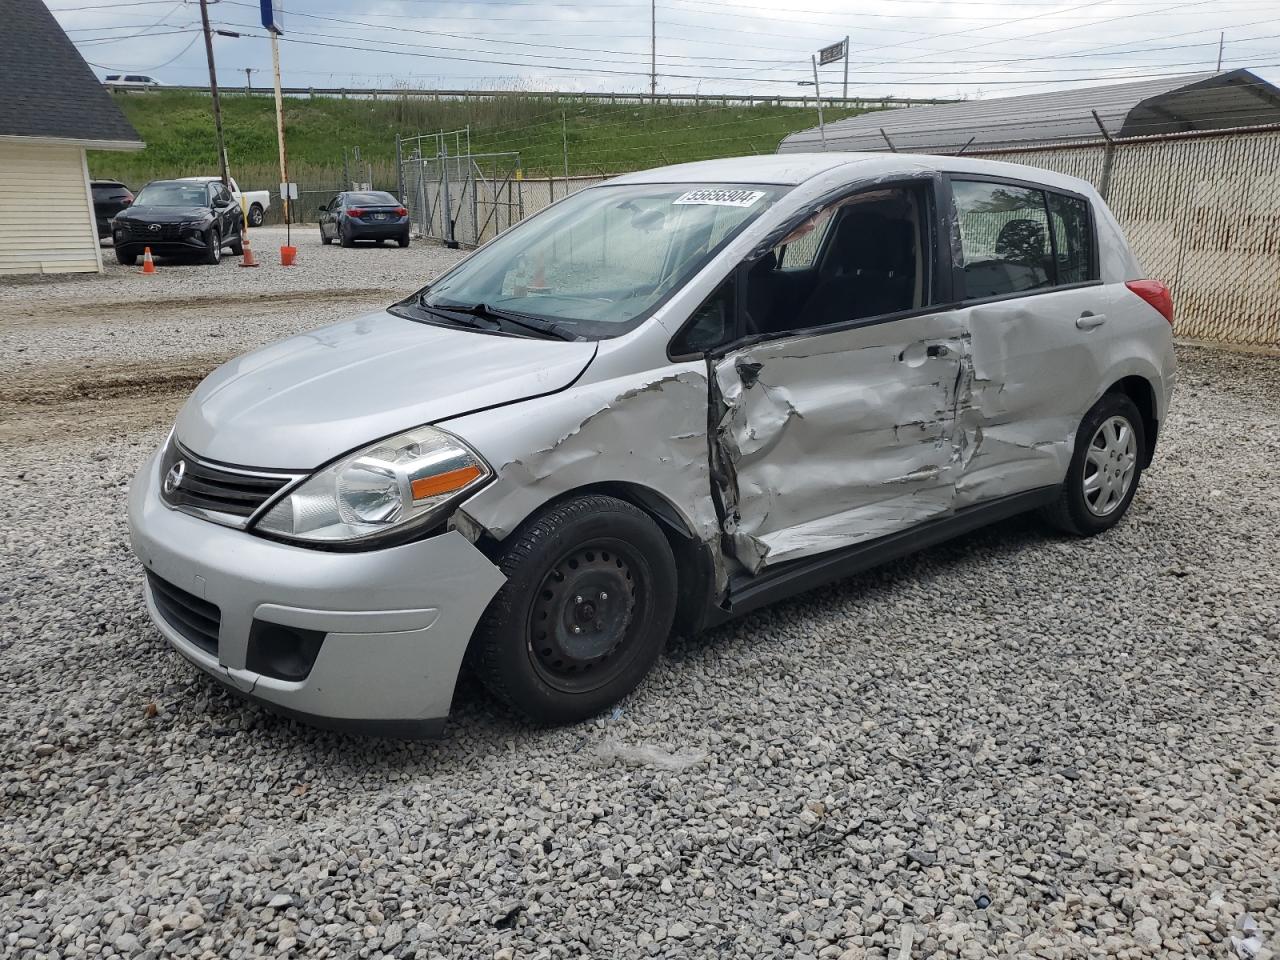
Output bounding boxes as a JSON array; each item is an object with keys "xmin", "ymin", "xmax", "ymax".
[
  {"xmin": 470, "ymin": 482, "xmax": 717, "ymax": 640},
  {"xmin": 1106, "ymin": 375, "xmax": 1158, "ymax": 467}
]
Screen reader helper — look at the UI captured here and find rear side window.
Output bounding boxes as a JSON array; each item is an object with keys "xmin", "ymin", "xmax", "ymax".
[
  {"xmin": 953, "ymin": 180, "xmax": 1052, "ymax": 299},
  {"xmin": 1048, "ymin": 192, "xmax": 1094, "ymax": 285}
]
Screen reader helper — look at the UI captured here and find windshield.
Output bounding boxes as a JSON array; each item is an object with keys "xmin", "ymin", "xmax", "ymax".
[
  {"xmin": 408, "ymin": 182, "xmax": 784, "ymax": 338},
  {"xmin": 134, "ymin": 183, "xmax": 208, "ymax": 207}
]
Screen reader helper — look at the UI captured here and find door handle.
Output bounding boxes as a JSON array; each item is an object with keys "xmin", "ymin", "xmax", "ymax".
[{"xmin": 1076, "ymin": 312, "xmax": 1107, "ymax": 330}]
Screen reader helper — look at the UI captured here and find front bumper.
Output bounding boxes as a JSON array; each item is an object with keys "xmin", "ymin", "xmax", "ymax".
[{"xmin": 127, "ymin": 450, "xmax": 505, "ymax": 736}]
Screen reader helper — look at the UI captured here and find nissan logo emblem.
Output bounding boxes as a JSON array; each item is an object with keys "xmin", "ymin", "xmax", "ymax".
[{"xmin": 163, "ymin": 460, "xmax": 186, "ymax": 495}]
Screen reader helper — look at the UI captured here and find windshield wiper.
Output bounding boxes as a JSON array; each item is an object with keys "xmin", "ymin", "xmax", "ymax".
[
  {"xmin": 431, "ymin": 301, "xmax": 581, "ymax": 341},
  {"xmin": 411, "ymin": 295, "xmax": 500, "ymax": 331}
]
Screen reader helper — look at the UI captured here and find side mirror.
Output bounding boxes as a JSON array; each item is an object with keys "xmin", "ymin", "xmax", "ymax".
[
  {"xmin": 318, "ymin": 206, "xmax": 327, "ymax": 213},
  {"xmin": 213, "ymin": 197, "xmax": 230, "ymax": 208}
]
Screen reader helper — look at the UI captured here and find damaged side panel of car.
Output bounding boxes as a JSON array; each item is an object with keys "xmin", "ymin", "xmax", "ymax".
[{"xmin": 442, "ymin": 364, "xmax": 726, "ymax": 585}]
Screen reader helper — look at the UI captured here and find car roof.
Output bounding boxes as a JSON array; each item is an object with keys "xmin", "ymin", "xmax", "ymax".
[
  {"xmin": 177, "ymin": 176, "xmax": 224, "ymax": 183},
  {"xmin": 607, "ymin": 151, "xmax": 1097, "ymax": 196}
]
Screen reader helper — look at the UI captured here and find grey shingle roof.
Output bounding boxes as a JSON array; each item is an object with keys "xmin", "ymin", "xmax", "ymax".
[
  {"xmin": 778, "ymin": 70, "xmax": 1280, "ymax": 154},
  {"xmin": 0, "ymin": 0, "xmax": 143, "ymax": 146}
]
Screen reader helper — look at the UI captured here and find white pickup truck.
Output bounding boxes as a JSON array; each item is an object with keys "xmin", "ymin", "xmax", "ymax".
[{"xmin": 179, "ymin": 176, "xmax": 271, "ymax": 227}]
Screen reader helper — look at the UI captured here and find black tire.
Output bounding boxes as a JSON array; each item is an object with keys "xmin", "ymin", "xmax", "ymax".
[
  {"xmin": 339, "ymin": 226, "xmax": 354, "ymax": 248},
  {"xmin": 228, "ymin": 229, "xmax": 243, "ymax": 257},
  {"xmin": 248, "ymin": 203, "xmax": 265, "ymax": 227},
  {"xmin": 321, "ymin": 231, "xmax": 332, "ymax": 246},
  {"xmin": 471, "ymin": 494, "xmax": 677, "ymax": 725},
  {"xmin": 115, "ymin": 248, "xmax": 137, "ymax": 266},
  {"xmin": 397, "ymin": 234, "xmax": 410, "ymax": 248},
  {"xmin": 1041, "ymin": 392, "xmax": 1145, "ymax": 536},
  {"xmin": 203, "ymin": 227, "xmax": 221, "ymax": 265}
]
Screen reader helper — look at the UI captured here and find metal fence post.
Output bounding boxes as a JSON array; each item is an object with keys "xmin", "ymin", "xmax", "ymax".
[
  {"xmin": 1091, "ymin": 110, "xmax": 1116, "ymax": 201},
  {"xmin": 395, "ymin": 135, "xmax": 405, "ymax": 205},
  {"xmin": 440, "ymin": 149, "xmax": 456, "ymax": 248}
]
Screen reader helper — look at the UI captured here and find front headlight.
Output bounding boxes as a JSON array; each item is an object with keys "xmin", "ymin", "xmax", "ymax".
[{"xmin": 254, "ymin": 425, "xmax": 491, "ymax": 546}]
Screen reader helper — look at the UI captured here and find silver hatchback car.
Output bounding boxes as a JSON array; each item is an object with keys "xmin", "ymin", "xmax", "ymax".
[{"xmin": 128, "ymin": 153, "xmax": 1176, "ymax": 736}]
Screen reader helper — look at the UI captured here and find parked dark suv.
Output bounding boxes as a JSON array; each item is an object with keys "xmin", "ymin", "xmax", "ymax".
[
  {"xmin": 91, "ymin": 180, "xmax": 133, "ymax": 238},
  {"xmin": 111, "ymin": 179, "xmax": 244, "ymax": 265}
]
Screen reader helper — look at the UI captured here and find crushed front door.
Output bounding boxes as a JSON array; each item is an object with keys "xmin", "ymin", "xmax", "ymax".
[{"xmin": 711, "ymin": 311, "xmax": 970, "ymax": 573}]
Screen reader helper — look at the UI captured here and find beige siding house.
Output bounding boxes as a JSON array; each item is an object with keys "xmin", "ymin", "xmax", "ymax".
[{"xmin": 1, "ymin": 0, "xmax": 144, "ymax": 275}]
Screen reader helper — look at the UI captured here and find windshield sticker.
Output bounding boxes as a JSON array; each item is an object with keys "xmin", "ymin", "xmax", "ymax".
[{"xmin": 673, "ymin": 189, "xmax": 766, "ymax": 208}]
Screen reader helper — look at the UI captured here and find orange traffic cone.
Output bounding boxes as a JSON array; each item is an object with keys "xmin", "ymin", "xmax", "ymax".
[
  {"xmin": 239, "ymin": 236, "xmax": 259, "ymax": 267},
  {"xmin": 141, "ymin": 247, "xmax": 156, "ymax": 275}
]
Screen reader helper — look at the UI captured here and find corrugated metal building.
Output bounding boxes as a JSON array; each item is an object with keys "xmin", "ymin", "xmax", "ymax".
[
  {"xmin": 1, "ymin": 0, "xmax": 143, "ymax": 275},
  {"xmin": 778, "ymin": 70, "xmax": 1280, "ymax": 154}
]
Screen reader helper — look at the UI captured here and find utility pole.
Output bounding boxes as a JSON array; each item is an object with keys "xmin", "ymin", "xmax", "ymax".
[
  {"xmin": 843, "ymin": 34, "xmax": 849, "ymax": 101},
  {"xmin": 650, "ymin": 0, "xmax": 656, "ymax": 103},
  {"xmin": 561, "ymin": 110, "xmax": 570, "ymax": 180},
  {"xmin": 198, "ymin": 0, "xmax": 230, "ymax": 187},
  {"xmin": 270, "ymin": 27, "xmax": 290, "ymax": 241},
  {"xmin": 243, "ymin": 66, "xmax": 257, "ymax": 94},
  {"xmin": 1216, "ymin": 32, "xmax": 1224, "ymax": 72},
  {"xmin": 812, "ymin": 55, "xmax": 826, "ymax": 151}
]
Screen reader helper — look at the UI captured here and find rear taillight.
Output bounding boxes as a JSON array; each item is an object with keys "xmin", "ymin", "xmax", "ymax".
[
  {"xmin": 121, "ymin": 198, "xmax": 132, "ymax": 207},
  {"xmin": 394, "ymin": 206, "xmax": 408, "ymax": 217},
  {"xmin": 1125, "ymin": 279, "xmax": 1174, "ymax": 325},
  {"xmin": 347, "ymin": 207, "xmax": 365, "ymax": 218}
]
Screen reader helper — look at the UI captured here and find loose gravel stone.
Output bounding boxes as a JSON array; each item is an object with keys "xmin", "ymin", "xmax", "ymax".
[{"xmin": 1, "ymin": 247, "xmax": 1278, "ymax": 960}]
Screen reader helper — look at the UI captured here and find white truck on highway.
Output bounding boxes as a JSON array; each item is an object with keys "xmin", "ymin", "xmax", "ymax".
[{"xmin": 179, "ymin": 176, "xmax": 271, "ymax": 227}]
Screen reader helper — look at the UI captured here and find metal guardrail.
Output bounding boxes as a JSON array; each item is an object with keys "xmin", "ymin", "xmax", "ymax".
[{"xmin": 106, "ymin": 84, "xmax": 954, "ymax": 111}]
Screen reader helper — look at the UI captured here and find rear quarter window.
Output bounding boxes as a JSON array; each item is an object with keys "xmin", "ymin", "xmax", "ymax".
[{"xmin": 1047, "ymin": 192, "xmax": 1096, "ymax": 285}]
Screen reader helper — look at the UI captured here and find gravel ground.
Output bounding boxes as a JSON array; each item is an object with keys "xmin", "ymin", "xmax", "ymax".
[
  {"xmin": 1, "ymin": 279, "xmax": 1278, "ymax": 960},
  {"xmin": 0, "ymin": 227, "xmax": 465, "ymax": 375}
]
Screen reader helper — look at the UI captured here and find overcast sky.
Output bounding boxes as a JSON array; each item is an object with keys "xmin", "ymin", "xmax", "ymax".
[{"xmin": 52, "ymin": 0, "xmax": 1280, "ymax": 100}]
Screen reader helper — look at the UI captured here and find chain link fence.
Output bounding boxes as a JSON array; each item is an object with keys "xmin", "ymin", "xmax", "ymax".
[{"xmin": 399, "ymin": 144, "xmax": 524, "ymax": 248}]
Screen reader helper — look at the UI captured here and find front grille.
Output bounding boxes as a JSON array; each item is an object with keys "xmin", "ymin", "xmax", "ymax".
[
  {"xmin": 147, "ymin": 572, "xmax": 221, "ymax": 655},
  {"xmin": 125, "ymin": 221, "xmax": 182, "ymax": 241},
  {"xmin": 160, "ymin": 441, "xmax": 299, "ymax": 527}
]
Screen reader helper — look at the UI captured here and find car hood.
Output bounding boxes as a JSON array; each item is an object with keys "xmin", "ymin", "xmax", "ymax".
[
  {"xmin": 118, "ymin": 205, "xmax": 211, "ymax": 223},
  {"xmin": 175, "ymin": 310, "xmax": 598, "ymax": 469}
]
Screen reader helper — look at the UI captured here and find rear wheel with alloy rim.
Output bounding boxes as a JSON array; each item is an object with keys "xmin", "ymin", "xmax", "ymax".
[
  {"xmin": 471, "ymin": 494, "xmax": 676, "ymax": 724},
  {"xmin": 1042, "ymin": 392, "xmax": 1145, "ymax": 536}
]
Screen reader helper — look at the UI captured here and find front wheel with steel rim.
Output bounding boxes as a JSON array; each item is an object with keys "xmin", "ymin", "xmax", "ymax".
[
  {"xmin": 1042, "ymin": 392, "xmax": 1146, "ymax": 536},
  {"xmin": 470, "ymin": 494, "xmax": 677, "ymax": 724}
]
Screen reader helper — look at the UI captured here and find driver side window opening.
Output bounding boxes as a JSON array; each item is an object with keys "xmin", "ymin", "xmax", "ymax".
[{"xmin": 743, "ymin": 183, "xmax": 932, "ymax": 338}]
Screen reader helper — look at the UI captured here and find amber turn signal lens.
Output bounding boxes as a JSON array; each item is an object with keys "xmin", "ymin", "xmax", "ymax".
[{"xmin": 410, "ymin": 465, "xmax": 483, "ymax": 501}]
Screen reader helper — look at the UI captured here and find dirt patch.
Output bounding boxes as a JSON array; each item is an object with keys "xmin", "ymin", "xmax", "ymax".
[
  {"xmin": 0, "ymin": 287, "xmax": 395, "ymax": 328},
  {"xmin": 0, "ymin": 356, "xmax": 225, "ymax": 446}
]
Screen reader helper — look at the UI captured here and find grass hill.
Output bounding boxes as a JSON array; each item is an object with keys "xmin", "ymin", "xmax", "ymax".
[{"xmin": 89, "ymin": 90, "xmax": 875, "ymax": 191}]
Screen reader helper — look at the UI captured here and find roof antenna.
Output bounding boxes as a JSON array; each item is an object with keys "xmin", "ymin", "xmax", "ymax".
[
  {"xmin": 1216, "ymin": 32, "xmax": 1225, "ymax": 72},
  {"xmin": 879, "ymin": 128, "xmax": 897, "ymax": 153},
  {"xmin": 955, "ymin": 136, "xmax": 976, "ymax": 156}
]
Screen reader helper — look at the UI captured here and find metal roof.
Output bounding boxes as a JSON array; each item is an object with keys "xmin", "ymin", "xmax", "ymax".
[
  {"xmin": 778, "ymin": 70, "xmax": 1280, "ymax": 155},
  {"xmin": 1, "ymin": 0, "xmax": 143, "ymax": 148}
]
